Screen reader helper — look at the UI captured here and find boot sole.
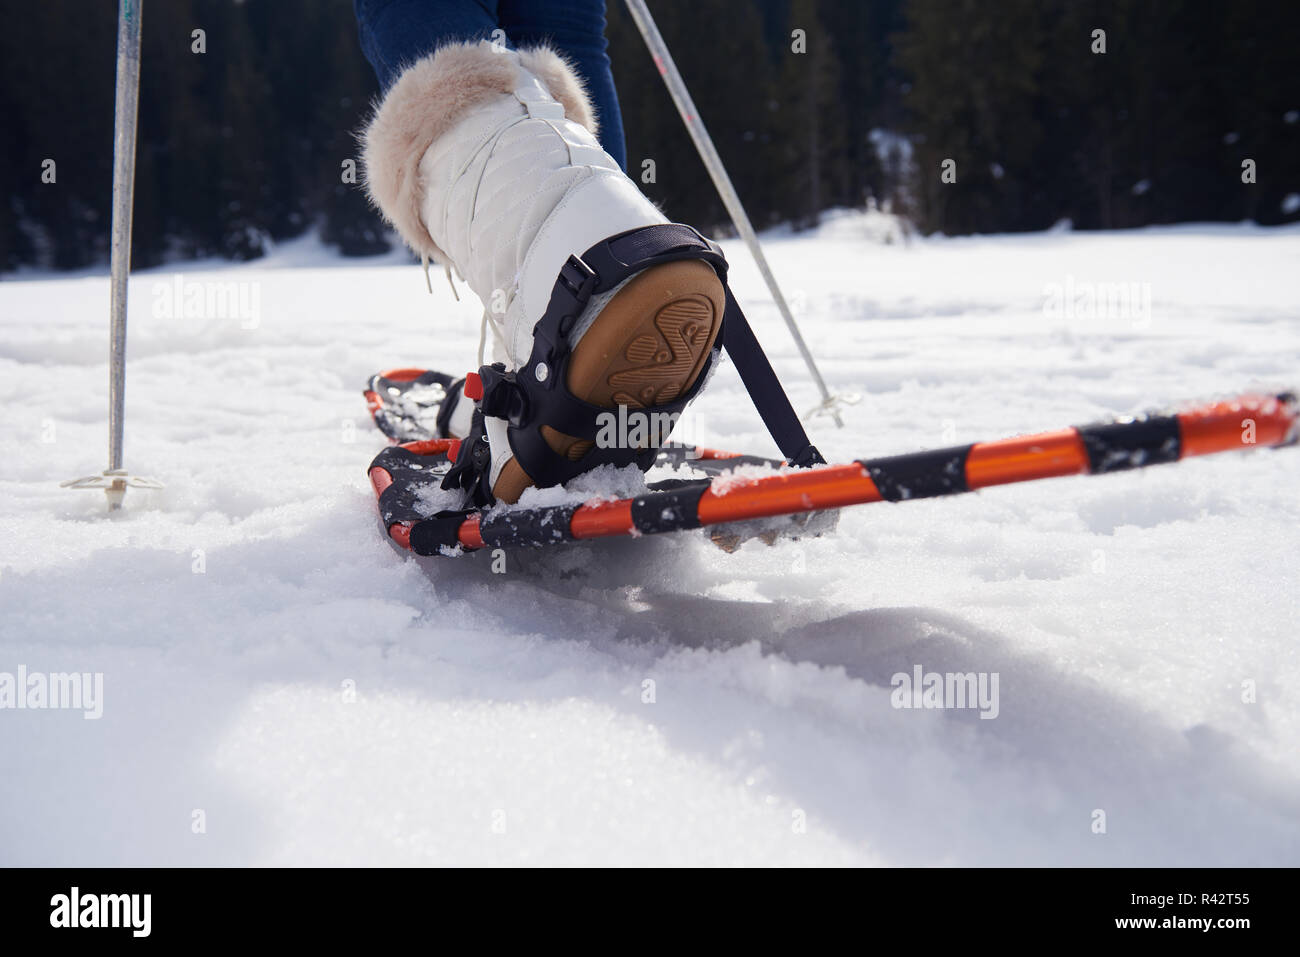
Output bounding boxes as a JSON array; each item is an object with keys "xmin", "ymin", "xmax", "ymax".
[{"xmin": 494, "ymin": 259, "xmax": 726, "ymax": 503}]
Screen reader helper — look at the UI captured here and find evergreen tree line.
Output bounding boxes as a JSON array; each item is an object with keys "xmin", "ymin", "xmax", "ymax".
[{"xmin": 3, "ymin": 0, "xmax": 1296, "ymax": 272}]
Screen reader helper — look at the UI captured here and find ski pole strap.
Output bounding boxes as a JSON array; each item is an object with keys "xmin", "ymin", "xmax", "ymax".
[{"xmin": 720, "ymin": 287, "xmax": 825, "ymax": 468}]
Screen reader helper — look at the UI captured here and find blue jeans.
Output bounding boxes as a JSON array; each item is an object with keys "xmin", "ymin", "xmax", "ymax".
[{"xmin": 354, "ymin": 0, "xmax": 626, "ymax": 170}]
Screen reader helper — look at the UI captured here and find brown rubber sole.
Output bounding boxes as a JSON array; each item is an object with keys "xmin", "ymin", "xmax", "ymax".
[{"xmin": 493, "ymin": 259, "xmax": 725, "ymax": 503}]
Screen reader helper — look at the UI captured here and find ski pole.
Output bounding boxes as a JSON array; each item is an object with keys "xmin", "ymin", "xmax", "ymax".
[
  {"xmin": 108, "ymin": 0, "xmax": 143, "ymax": 482},
  {"xmin": 61, "ymin": 0, "xmax": 162, "ymax": 509},
  {"xmin": 369, "ymin": 391, "xmax": 1297, "ymax": 554},
  {"xmin": 622, "ymin": 0, "xmax": 845, "ymax": 427}
]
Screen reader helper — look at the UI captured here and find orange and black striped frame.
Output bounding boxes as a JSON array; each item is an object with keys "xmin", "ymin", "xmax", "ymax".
[{"xmin": 369, "ymin": 391, "xmax": 1296, "ymax": 555}]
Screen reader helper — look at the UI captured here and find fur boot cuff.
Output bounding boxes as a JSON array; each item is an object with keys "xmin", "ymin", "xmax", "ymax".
[{"xmin": 360, "ymin": 41, "xmax": 599, "ymax": 261}]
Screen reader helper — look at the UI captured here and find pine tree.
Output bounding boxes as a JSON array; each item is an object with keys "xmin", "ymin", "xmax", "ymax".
[
  {"xmin": 607, "ymin": 0, "xmax": 777, "ymax": 234},
  {"xmin": 214, "ymin": 2, "xmax": 274, "ymax": 260},
  {"xmin": 894, "ymin": 0, "xmax": 1046, "ymax": 234},
  {"xmin": 771, "ymin": 0, "xmax": 846, "ymax": 229}
]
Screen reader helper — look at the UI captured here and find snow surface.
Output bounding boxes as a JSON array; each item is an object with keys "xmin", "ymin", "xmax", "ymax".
[{"xmin": 1, "ymin": 218, "xmax": 1298, "ymax": 866}]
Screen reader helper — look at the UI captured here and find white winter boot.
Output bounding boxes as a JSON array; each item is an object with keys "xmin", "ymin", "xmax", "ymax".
[{"xmin": 362, "ymin": 41, "xmax": 724, "ymax": 502}]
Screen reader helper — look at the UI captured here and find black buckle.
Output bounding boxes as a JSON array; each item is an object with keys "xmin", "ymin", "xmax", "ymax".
[
  {"xmin": 529, "ymin": 255, "xmax": 599, "ymax": 385},
  {"xmin": 440, "ymin": 410, "xmax": 495, "ymax": 504},
  {"xmin": 476, "ymin": 363, "xmax": 529, "ymax": 428},
  {"xmin": 555, "ymin": 255, "xmax": 598, "ymax": 339},
  {"xmin": 558, "ymin": 254, "xmax": 598, "ymax": 301}
]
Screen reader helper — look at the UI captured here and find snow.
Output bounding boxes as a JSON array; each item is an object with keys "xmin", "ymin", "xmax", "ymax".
[
  {"xmin": 2, "ymin": 218, "xmax": 1299, "ymax": 866},
  {"xmin": 707, "ymin": 462, "xmax": 791, "ymax": 495},
  {"xmin": 513, "ymin": 462, "xmax": 652, "ymax": 509}
]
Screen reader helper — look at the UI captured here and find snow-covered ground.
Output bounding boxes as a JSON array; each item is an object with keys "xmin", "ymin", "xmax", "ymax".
[{"xmin": 2, "ymin": 216, "xmax": 1298, "ymax": 866}]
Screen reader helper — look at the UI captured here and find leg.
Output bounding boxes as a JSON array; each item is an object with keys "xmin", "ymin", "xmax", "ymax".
[
  {"xmin": 496, "ymin": 0, "xmax": 626, "ymax": 169},
  {"xmin": 354, "ymin": 0, "xmax": 500, "ymax": 90},
  {"xmin": 361, "ymin": 35, "xmax": 721, "ymax": 503}
]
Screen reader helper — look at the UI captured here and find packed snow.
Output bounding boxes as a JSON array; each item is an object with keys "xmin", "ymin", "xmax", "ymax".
[{"xmin": 1, "ymin": 216, "xmax": 1298, "ymax": 866}]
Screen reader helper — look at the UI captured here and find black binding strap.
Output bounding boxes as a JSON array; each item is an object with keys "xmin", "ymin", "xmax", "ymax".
[
  {"xmin": 458, "ymin": 223, "xmax": 824, "ymax": 500},
  {"xmin": 408, "ymin": 511, "xmax": 473, "ymax": 556},
  {"xmin": 719, "ymin": 287, "xmax": 824, "ymax": 468},
  {"xmin": 441, "ymin": 408, "xmax": 496, "ymax": 504}
]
